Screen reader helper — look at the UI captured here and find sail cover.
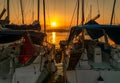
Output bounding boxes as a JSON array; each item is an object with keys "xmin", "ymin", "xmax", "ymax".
[
  {"xmin": 73, "ymin": 24, "xmax": 120, "ymax": 44},
  {"xmin": 85, "ymin": 20, "xmax": 104, "ymax": 39},
  {"xmin": 87, "ymin": 28, "xmax": 104, "ymax": 39},
  {"xmin": 105, "ymin": 27, "xmax": 120, "ymax": 44},
  {"xmin": 68, "ymin": 19, "xmax": 120, "ymax": 44}
]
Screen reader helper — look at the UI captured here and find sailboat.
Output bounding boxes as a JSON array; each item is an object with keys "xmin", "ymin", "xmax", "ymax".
[
  {"xmin": 0, "ymin": 0, "xmax": 57, "ymax": 83},
  {"xmin": 60, "ymin": 0, "xmax": 120, "ymax": 83}
]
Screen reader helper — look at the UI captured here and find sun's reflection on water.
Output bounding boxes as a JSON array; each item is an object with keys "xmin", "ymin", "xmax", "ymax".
[
  {"xmin": 52, "ymin": 32, "xmax": 56, "ymax": 44},
  {"xmin": 47, "ymin": 32, "xmax": 68, "ymax": 48}
]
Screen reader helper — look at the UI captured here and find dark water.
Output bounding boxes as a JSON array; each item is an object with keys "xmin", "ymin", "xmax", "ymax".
[{"xmin": 47, "ymin": 32, "xmax": 68, "ymax": 83}]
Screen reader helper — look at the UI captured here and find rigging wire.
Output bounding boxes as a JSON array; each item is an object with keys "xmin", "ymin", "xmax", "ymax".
[
  {"xmin": 110, "ymin": 0, "xmax": 116, "ymax": 24},
  {"xmin": 4, "ymin": 0, "xmax": 6, "ymax": 9},
  {"xmin": 115, "ymin": 3, "xmax": 120, "ymax": 24},
  {"xmin": 115, "ymin": 13, "xmax": 119, "ymax": 24},
  {"xmin": 97, "ymin": 0, "xmax": 100, "ymax": 14},
  {"xmin": 118, "ymin": 0, "xmax": 120, "ymax": 24},
  {"xmin": 37, "ymin": 0, "xmax": 40, "ymax": 22},
  {"xmin": 112, "ymin": 0, "xmax": 119, "ymax": 24},
  {"xmin": 43, "ymin": 0, "xmax": 46, "ymax": 33},
  {"xmin": 86, "ymin": 4, "xmax": 92, "ymax": 22},
  {"xmin": 20, "ymin": 0, "xmax": 24, "ymax": 24},
  {"xmin": 84, "ymin": 0, "xmax": 88, "ymax": 23},
  {"xmin": 0, "ymin": 1, "xmax": 3, "ymax": 7},
  {"xmin": 45, "ymin": 0, "xmax": 51, "ymax": 27},
  {"xmin": 17, "ymin": 0, "xmax": 21, "ymax": 24},
  {"xmin": 103, "ymin": 0, "xmax": 104, "ymax": 24},
  {"xmin": 46, "ymin": 0, "xmax": 55, "ymax": 25},
  {"xmin": 27, "ymin": 0, "xmax": 31, "ymax": 23},
  {"xmin": 21, "ymin": 0, "xmax": 29, "ymax": 24},
  {"xmin": 3, "ymin": 0, "xmax": 6, "ymax": 16},
  {"xmin": 64, "ymin": 0, "xmax": 67, "ymax": 28},
  {"xmin": 113, "ymin": 12, "xmax": 115, "ymax": 24},
  {"xmin": 85, "ymin": 0, "xmax": 100, "ymax": 23},
  {"xmin": 76, "ymin": 0, "xmax": 80, "ymax": 26},
  {"xmin": 54, "ymin": 0, "xmax": 56, "ymax": 21},
  {"xmin": 23, "ymin": 0, "xmax": 29, "ymax": 24},
  {"xmin": 32, "ymin": 0, "xmax": 34, "ymax": 22},
  {"xmin": 27, "ymin": 0, "xmax": 33, "ymax": 24},
  {"xmin": 69, "ymin": 0, "xmax": 78, "ymax": 28},
  {"xmin": 90, "ymin": 5, "xmax": 92, "ymax": 20},
  {"xmin": 11, "ymin": 0, "xmax": 20, "ymax": 24}
]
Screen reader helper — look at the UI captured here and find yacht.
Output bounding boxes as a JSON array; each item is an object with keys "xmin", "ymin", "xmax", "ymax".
[{"xmin": 60, "ymin": 23, "xmax": 120, "ymax": 83}]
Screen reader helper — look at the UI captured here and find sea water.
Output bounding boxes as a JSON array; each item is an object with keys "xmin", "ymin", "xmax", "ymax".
[{"xmin": 47, "ymin": 32, "xmax": 69, "ymax": 48}]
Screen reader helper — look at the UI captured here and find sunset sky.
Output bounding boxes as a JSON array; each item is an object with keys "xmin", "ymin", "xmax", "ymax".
[{"xmin": 0, "ymin": 0, "xmax": 120, "ymax": 30}]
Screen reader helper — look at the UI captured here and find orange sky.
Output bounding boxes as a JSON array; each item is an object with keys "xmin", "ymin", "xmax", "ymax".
[{"xmin": 0, "ymin": 0, "xmax": 120, "ymax": 30}]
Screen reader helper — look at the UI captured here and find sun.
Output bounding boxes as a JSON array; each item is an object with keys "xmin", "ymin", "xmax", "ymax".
[{"xmin": 51, "ymin": 22, "xmax": 57, "ymax": 27}]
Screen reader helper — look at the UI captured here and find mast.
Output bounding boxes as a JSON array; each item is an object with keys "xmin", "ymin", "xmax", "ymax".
[
  {"xmin": 110, "ymin": 0, "xmax": 116, "ymax": 24},
  {"xmin": 90, "ymin": 5, "xmax": 92, "ymax": 20},
  {"xmin": 38, "ymin": 0, "xmax": 40, "ymax": 22},
  {"xmin": 43, "ymin": 0, "xmax": 46, "ymax": 33},
  {"xmin": 77, "ymin": 0, "xmax": 80, "ymax": 26},
  {"xmin": 7, "ymin": 0, "xmax": 10, "ymax": 21},
  {"xmin": 81, "ymin": 0, "xmax": 85, "ymax": 49},
  {"xmin": 20, "ymin": 0, "xmax": 24, "ymax": 24},
  {"xmin": 81, "ymin": 0, "xmax": 84, "ymax": 25}
]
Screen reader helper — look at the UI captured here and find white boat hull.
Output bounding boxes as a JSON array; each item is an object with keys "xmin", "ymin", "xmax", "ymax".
[
  {"xmin": 12, "ymin": 55, "xmax": 48, "ymax": 83},
  {"xmin": 66, "ymin": 70, "xmax": 120, "ymax": 83}
]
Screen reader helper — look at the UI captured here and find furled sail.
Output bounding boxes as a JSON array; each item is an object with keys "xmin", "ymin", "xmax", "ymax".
[{"xmin": 0, "ymin": 30, "xmax": 26, "ymax": 43}]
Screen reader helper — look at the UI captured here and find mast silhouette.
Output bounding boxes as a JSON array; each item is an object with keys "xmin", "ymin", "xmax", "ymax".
[
  {"xmin": 77, "ymin": 0, "xmax": 80, "ymax": 26},
  {"xmin": 7, "ymin": 0, "xmax": 9, "ymax": 21},
  {"xmin": 43, "ymin": 0, "xmax": 46, "ymax": 33},
  {"xmin": 20, "ymin": 0, "xmax": 24, "ymax": 24},
  {"xmin": 110, "ymin": 0, "xmax": 116, "ymax": 24},
  {"xmin": 38, "ymin": 0, "xmax": 40, "ymax": 22},
  {"xmin": 81, "ymin": 0, "xmax": 85, "ymax": 49}
]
